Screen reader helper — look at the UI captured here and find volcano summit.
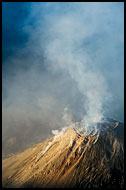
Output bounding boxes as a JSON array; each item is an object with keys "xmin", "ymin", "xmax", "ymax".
[{"xmin": 2, "ymin": 118, "xmax": 124, "ymax": 188}]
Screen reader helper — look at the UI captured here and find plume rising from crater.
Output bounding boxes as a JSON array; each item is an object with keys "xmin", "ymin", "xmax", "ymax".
[{"xmin": 2, "ymin": 3, "xmax": 124, "ymax": 158}]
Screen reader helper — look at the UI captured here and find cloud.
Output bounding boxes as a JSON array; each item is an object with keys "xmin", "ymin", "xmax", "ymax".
[
  {"xmin": 2, "ymin": 2, "xmax": 124, "ymax": 155},
  {"xmin": 40, "ymin": 2, "xmax": 123, "ymax": 126}
]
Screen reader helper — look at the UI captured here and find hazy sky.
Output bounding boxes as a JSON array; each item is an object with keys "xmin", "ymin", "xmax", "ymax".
[{"xmin": 2, "ymin": 2, "xmax": 124, "ymax": 156}]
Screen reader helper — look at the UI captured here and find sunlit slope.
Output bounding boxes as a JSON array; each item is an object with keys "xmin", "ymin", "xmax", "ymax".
[{"xmin": 2, "ymin": 120, "xmax": 124, "ymax": 188}]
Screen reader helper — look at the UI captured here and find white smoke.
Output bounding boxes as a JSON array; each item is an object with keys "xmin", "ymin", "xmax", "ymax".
[
  {"xmin": 43, "ymin": 6, "xmax": 111, "ymax": 134},
  {"xmin": 52, "ymin": 126, "xmax": 68, "ymax": 139},
  {"xmin": 61, "ymin": 107, "xmax": 73, "ymax": 127},
  {"xmin": 52, "ymin": 130, "xmax": 59, "ymax": 136},
  {"xmin": 2, "ymin": 3, "xmax": 123, "ymax": 157}
]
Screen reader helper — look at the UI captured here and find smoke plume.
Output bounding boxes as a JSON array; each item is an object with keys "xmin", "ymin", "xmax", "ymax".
[{"xmin": 2, "ymin": 2, "xmax": 124, "ymax": 155}]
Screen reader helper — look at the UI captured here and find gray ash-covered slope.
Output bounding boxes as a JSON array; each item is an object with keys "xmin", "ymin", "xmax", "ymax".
[{"xmin": 2, "ymin": 118, "xmax": 124, "ymax": 188}]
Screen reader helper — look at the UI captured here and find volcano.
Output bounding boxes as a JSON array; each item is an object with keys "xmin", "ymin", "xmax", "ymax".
[{"xmin": 2, "ymin": 118, "xmax": 124, "ymax": 188}]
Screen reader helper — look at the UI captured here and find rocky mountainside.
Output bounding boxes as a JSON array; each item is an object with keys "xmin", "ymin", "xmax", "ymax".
[{"xmin": 2, "ymin": 118, "xmax": 124, "ymax": 188}]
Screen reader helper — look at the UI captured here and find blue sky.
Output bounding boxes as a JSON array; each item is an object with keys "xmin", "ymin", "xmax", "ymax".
[
  {"xmin": 2, "ymin": 3, "xmax": 29, "ymax": 61},
  {"xmin": 2, "ymin": 2, "xmax": 124, "ymax": 155}
]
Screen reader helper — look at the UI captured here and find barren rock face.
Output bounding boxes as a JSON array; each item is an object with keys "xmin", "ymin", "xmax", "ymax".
[{"xmin": 2, "ymin": 119, "xmax": 124, "ymax": 188}]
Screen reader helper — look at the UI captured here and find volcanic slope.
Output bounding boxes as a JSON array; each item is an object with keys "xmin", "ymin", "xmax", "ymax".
[{"xmin": 2, "ymin": 119, "xmax": 124, "ymax": 188}]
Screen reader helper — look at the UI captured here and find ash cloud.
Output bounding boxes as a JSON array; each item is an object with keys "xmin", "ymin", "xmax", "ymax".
[{"xmin": 2, "ymin": 2, "xmax": 124, "ymax": 156}]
